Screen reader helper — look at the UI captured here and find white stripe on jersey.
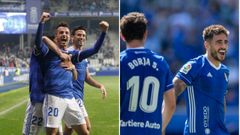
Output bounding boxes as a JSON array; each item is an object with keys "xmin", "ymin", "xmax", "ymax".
[{"xmin": 187, "ymin": 86, "xmax": 196, "ymax": 133}]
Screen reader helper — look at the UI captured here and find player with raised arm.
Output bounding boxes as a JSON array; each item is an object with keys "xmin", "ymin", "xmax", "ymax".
[
  {"xmin": 173, "ymin": 25, "xmax": 230, "ymax": 135},
  {"xmin": 35, "ymin": 12, "xmax": 108, "ymax": 135},
  {"xmin": 63, "ymin": 26, "xmax": 107, "ymax": 135},
  {"xmin": 120, "ymin": 12, "xmax": 175, "ymax": 135},
  {"xmin": 22, "ymin": 17, "xmax": 72, "ymax": 135}
]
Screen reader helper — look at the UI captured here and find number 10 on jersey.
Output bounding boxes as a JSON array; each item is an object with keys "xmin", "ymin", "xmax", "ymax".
[{"xmin": 127, "ymin": 76, "xmax": 160, "ymax": 113}]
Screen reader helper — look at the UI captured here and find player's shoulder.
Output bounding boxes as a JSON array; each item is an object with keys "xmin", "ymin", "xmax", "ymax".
[
  {"xmin": 151, "ymin": 51, "xmax": 165, "ymax": 61},
  {"xmin": 220, "ymin": 63, "xmax": 230, "ymax": 73},
  {"xmin": 188, "ymin": 55, "xmax": 205, "ymax": 66},
  {"xmin": 179, "ymin": 55, "xmax": 204, "ymax": 74},
  {"xmin": 120, "ymin": 50, "xmax": 127, "ymax": 57},
  {"xmin": 120, "ymin": 50, "xmax": 127, "ymax": 62}
]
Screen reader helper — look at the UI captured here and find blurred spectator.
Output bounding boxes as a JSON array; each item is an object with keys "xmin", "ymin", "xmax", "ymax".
[
  {"xmin": 43, "ymin": 0, "xmax": 117, "ymax": 12},
  {"xmin": 3, "ymin": 67, "xmax": 9, "ymax": 77}
]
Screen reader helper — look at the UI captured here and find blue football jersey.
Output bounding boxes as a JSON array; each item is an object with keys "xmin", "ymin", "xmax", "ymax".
[
  {"xmin": 176, "ymin": 55, "xmax": 230, "ymax": 135},
  {"xmin": 29, "ymin": 50, "xmax": 45, "ymax": 103},
  {"xmin": 38, "ymin": 44, "xmax": 74, "ymax": 98},
  {"xmin": 68, "ymin": 47, "xmax": 88, "ymax": 100},
  {"xmin": 120, "ymin": 48, "xmax": 173, "ymax": 135},
  {"xmin": 72, "ymin": 59, "xmax": 87, "ymax": 100}
]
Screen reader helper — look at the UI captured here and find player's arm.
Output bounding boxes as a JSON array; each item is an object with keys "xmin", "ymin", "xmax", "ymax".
[
  {"xmin": 162, "ymin": 88, "xmax": 176, "ymax": 134},
  {"xmin": 77, "ymin": 21, "xmax": 109, "ymax": 62},
  {"xmin": 35, "ymin": 12, "xmax": 50, "ymax": 54},
  {"xmin": 173, "ymin": 76, "xmax": 187, "ymax": 98},
  {"xmin": 42, "ymin": 36, "xmax": 70, "ymax": 61},
  {"xmin": 85, "ymin": 68, "xmax": 107, "ymax": 99}
]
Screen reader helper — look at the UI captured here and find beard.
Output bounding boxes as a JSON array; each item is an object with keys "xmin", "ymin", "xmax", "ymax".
[
  {"xmin": 78, "ymin": 41, "xmax": 84, "ymax": 46},
  {"xmin": 210, "ymin": 49, "xmax": 225, "ymax": 62}
]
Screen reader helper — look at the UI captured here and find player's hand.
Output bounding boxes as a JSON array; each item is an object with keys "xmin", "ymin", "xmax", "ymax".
[
  {"xmin": 40, "ymin": 12, "xmax": 50, "ymax": 23},
  {"xmin": 60, "ymin": 60, "xmax": 75, "ymax": 71},
  {"xmin": 100, "ymin": 84, "xmax": 107, "ymax": 99},
  {"xmin": 99, "ymin": 21, "xmax": 109, "ymax": 32},
  {"xmin": 60, "ymin": 53, "xmax": 71, "ymax": 61}
]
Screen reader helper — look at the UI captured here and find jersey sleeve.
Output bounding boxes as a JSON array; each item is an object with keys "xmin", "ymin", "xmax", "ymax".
[
  {"xmin": 69, "ymin": 50, "xmax": 81, "ymax": 64},
  {"xmin": 35, "ymin": 22, "xmax": 49, "ymax": 56},
  {"xmin": 164, "ymin": 60, "xmax": 174, "ymax": 92},
  {"xmin": 81, "ymin": 32, "xmax": 106, "ymax": 61},
  {"xmin": 176, "ymin": 60, "xmax": 201, "ymax": 85}
]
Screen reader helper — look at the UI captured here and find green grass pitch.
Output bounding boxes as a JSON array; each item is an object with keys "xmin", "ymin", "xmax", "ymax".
[{"xmin": 0, "ymin": 76, "xmax": 119, "ymax": 135}]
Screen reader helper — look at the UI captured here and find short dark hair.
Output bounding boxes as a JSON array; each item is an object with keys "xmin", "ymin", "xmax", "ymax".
[
  {"xmin": 55, "ymin": 22, "xmax": 69, "ymax": 30},
  {"xmin": 202, "ymin": 24, "xmax": 229, "ymax": 41},
  {"xmin": 71, "ymin": 26, "xmax": 87, "ymax": 36},
  {"xmin": 120, "ymin": 12, "xmax": 147, "ymax": 42}
]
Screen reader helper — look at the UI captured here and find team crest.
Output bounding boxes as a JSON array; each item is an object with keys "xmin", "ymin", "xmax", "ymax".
[{"xmin": 180, "ymin": 63, "xmax": 192, "ymax": 74}]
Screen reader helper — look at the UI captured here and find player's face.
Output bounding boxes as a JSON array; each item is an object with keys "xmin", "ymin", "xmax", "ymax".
[
  {"xmin": 72, "ymin": 30, "xmax": 86, "ymax": 47},
  {"xmin": 55, "ymin": 27, "xmax": 70, "ymax": 48},
  {"xmin": 208, "ymin": 33, "xmax": 228, "ymax": 62}
]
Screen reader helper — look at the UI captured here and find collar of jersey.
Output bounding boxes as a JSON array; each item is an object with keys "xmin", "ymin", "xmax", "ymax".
[
  {"xmin": 204, "ymin": 54, "xmax": 221, "ymax": 70},
  {"xmin": 126, "ymin": 47, "xmax": 145, "ymax": 50}
]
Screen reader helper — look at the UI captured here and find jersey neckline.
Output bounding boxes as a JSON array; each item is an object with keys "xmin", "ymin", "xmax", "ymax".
[{"xmin": 204, "ymin": 54, "xmax": 221, "ymax": 70}]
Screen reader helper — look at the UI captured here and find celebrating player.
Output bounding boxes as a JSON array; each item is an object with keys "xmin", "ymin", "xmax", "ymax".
[
  {"xmin": 173, "ymin": 24, "xmax": 230, "ymax": 135},
  {"xmin": 120, "ymin": 12, "xmax": 175, "ymax": 135},
  {"xmin": 22, "ymin": 29, "xmax": 71, "ymax": 135},
  {"xmin": 63, "ymin": 25, "xmax": 107, "ymax": 135}
]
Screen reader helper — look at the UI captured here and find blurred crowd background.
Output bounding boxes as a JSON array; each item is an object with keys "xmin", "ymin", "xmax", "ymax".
[
  {"xmin": 43, "ymin": 0, "xmax": 118, "ymax": 12},
  {"xmin": 121, "ymin": 0, "xmax": 238, "ymax": 134}
]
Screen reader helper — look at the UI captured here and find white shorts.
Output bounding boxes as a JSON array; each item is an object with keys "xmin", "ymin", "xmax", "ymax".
[
  {"xmin": 22, "ymin": 100, "xmax": 43, "ymax": 135},
  {"xmin": 76, "ymin": 98, "xmax": 88, "ymax": 118},
  {"xmin": 66, "ymin": 98, "xmax": 88, "ymax": 128},
  {"xmin": 43, "ymin": 94, "xmax": 86, "ymax": 128},
  {"xmin": 22, "ymin": 100, "xmax": 63, "ymax": 135}
]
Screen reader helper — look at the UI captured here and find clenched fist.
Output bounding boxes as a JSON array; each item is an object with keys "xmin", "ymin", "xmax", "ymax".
[
  {"xmin": 99, "ymin": 21, "xmax": 109, "ymax": 32},
  {"xmin": 40, "ymin": 12, "xmax": 51, "ymax": 23}
]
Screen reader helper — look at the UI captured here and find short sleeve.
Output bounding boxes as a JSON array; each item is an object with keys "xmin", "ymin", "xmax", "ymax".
[
  {"xmin": 164, "ymin": 61, "xmax": 173, "ymax": 91},
  {"xmin": 176, "ymin": 60, "xmax": 201, "ymax": 85}
]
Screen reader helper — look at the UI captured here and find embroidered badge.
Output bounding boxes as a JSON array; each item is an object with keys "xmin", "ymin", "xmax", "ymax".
[{"xmin": 180, "ymin": 63, "xmax": 192, "ymax": 74}]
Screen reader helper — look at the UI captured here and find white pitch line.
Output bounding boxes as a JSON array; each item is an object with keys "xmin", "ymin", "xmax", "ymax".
[{"xmin": 0, "ymin": 99, "xmax": 28, "ymax": 116}]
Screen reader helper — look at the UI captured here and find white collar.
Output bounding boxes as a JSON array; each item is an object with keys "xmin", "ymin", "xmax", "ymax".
[
  {"xmin": 126, "ymin": 47, "xmax": 145, "ymax": 50},
  {"xmin": 204, "ymin": 54, "xmax": 221, "ymax": 70}
]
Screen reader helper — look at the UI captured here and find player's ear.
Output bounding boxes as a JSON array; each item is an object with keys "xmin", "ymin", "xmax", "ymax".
[
  {"xmin": 204, "ymin": 40, "xmax": 209, "ymax": 50},
  {"xmin": 120, "ymin": 32, "xmax": 126, "ymax": 42}
]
